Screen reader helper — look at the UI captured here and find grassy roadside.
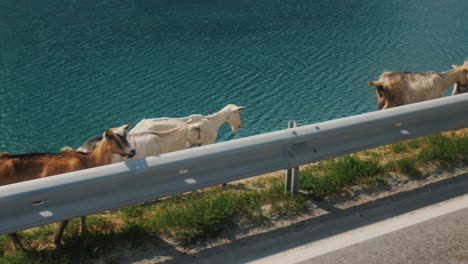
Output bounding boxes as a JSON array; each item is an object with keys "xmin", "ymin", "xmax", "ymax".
[{"xmin": 1, "ymin": 130, "xmax": 467, "ymax": 263}]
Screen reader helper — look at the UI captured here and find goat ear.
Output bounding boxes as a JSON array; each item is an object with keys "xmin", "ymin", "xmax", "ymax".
[
  {"xmin": 368, "ymin": 81, "xmax": 383, "ymax": 86},
  {"xmin": 237, "ymin": 106, "xmax": 246, "ymax": 111}
]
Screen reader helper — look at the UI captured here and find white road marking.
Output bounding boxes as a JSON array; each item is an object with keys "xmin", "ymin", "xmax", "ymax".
[{"xmin": 249, "ymin": 193, "xmax": 468, "ymax": 264}]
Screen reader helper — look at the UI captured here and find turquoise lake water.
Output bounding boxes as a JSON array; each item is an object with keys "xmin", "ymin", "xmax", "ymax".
[{"xmin": 1, "ymin": 0, "xmax": 468, "ymax": 153}]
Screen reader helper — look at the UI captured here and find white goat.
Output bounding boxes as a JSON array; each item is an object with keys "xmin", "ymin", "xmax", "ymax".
[
  {"xmin": 77, "ymin": 122, "xmax": 202, "ymax": 162},
  {"xmin": 130, "ymin": 104, "xmax": 245, "ymax": 145}
]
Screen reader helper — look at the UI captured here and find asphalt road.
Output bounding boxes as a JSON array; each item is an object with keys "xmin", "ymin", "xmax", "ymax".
[
  {"xmin": 300, "ymin": 207, "xmax": 468, "ymax": 264},
  {"xmin": 124, "ymin": 172, "xmax": 468, "ymax": 264}
]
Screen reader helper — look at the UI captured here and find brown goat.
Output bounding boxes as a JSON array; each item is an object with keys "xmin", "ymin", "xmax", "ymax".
[
  {"xmin": 368, "ymin": 64, "xmax": 468, "ymax": 109},
  {"xmin": 0, "ymin": 124, "xmax": 135, "ymax": 250}
]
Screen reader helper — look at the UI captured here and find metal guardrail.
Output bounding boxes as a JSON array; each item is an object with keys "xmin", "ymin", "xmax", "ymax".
[{"xmin": 1, "ymin": 93, "xmax": 468, "ymax": 234}]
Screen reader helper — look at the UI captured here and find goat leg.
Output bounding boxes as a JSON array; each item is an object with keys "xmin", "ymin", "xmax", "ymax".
[
  {"xmin": 79, "ymin": 216, "xmax": 87, "ymax": 235},
  {"xmin": 8, "ymin": 233, "xmax": 24, "ymax": 251},
  {"xmin": 54, "ymin": 220, "xmax": 69, "ymax": 246}
]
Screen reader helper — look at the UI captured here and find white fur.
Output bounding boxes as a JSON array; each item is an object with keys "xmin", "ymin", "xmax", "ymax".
[
  {"xmin": 112, "ymin": 122, "xmax": 202, "ymax": 163},
  {"xmin": 113, "ymin": 126, "xmax": 126, "ymax": 137},
  {"xmin": 130, "ymin": 104, "xmax": 244, "ymax": 145}
]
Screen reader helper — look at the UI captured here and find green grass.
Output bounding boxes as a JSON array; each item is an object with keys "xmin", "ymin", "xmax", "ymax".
[
  {"xmin": 361, "ymin": 150, "xmax": 383, "ymax": 159},
  {"xmin": 389, "ymin": 142, "xmax": 409, "ymax": 153},
  {"xmin": 386, "ymin": 133, "xmax": 468, "ymax": 174},
  {"xmin": 1, "ymin": 131, "xmax": 466, "ymax": 263},
  {"xmin": 0, "ymin": 225, "xmax": 157, "ymax": 264},
  {"xmin": 119, "ymin": 204, "xmax": 151, "ymax": 224},
  {"xmin": 261, "ymin": 181, "xmax": 307, "ymax": 216},
  {"xmin": 417, "ymin": 133, "xmax": 468, "ymax": 168},
  {"xmin": 405, "ymin": 137, "xmax": 424, "ymax": 149},
  {"xmin": 299, "ymin": 155, "xmax": 385, "ymax": 200},
  {"xmin": 147, "ymin": 191, "xmax": 255, "ymax": 244},
  {"xmin": 144, "ymin": 183, "xmax": 307, "ymax": 244},
  {"xmin": 390, "ymin": 157, "xmax": 422, "ymax": 178}
]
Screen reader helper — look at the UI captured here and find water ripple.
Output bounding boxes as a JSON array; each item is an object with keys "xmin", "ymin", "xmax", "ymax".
[{"xmin": 1, "ymin": 0, "xmax": 468, "ymax": 152}]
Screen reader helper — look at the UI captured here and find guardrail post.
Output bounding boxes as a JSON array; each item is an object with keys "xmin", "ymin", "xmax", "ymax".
[{"xmin": 285, "ymin": 121, "xmax": 299, "ymax": 196}]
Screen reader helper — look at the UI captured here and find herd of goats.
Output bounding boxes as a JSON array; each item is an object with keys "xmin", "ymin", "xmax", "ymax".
[{"xmin": 1, "ymin": 61, "xmax": 468, "ymax": 250}]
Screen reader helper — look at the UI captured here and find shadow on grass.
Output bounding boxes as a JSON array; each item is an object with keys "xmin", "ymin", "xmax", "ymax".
[
  {"xmin": 0, "ymin": 225, "xmax": 166, "ymax": 264},
  {"xmin": 156, "ymin": 171, "xmax": 468, "ymax": 264}
]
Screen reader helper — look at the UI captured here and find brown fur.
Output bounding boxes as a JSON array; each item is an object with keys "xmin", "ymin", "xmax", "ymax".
[
  {"xmin": 368, "ymin": 64, "xmax": 468, "ymax": 110},
  {"xmin": 0, "ymin": 126, "xmax": 132, "ymax": 186},
  {"xmin": 0, "ymin": 152, "xmax": 88, "ymax": 186},
  {"xmin": 0, "ymin": 124, "xmax": 134, "ymax": 250}
]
